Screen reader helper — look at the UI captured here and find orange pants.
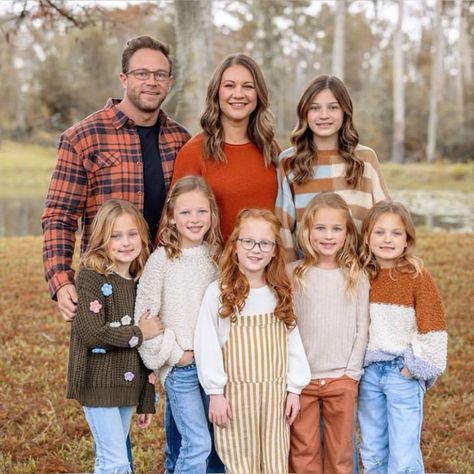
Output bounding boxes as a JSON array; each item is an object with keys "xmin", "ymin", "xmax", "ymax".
[{"xmin": 289, "ymin": 377, "xmax": 358, "ymax": 474}]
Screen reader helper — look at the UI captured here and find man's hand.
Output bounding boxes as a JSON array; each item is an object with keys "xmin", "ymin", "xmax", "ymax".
[
  {"xmin": 209, "ymin": 394, "xmax": 232, "ymax": 429},
  {"xmin": 56, "ymin": 284, "xmax": 78, "ymax": 322}
]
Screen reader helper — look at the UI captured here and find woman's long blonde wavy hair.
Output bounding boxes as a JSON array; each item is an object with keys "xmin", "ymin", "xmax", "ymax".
[
  {"xmin": 360, "ymin": 200, "xmax": 423, "ymax": 280},
  {"xmin": 285, "ymin": 75, "xmax": 363, "ymax": 187},
  {"xmin": 219, "ymin": 208, "xmax": 295, "ymax": 328},
  {"xmin": 157, "ymin": 175, "xmax": 222, "ymax": 263},
  {"xmin": 200, "ymin": 53, "xmax": 279, "ymax": 167},
  {"xmin": 81, "ymin": 199, "xmax": 149, "ymax": 280},
  {"xmin": 293, "ymin": 193, "xmax": 361, "ymax": 295}
]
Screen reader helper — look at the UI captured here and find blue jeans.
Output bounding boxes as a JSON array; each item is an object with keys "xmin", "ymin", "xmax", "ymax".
[
  {"xmin": 358, "ymin": 359, "xmax": 424, "ymax": 473},
  {"xmin": 164, "ymin": 362, "xmax": 212, "ymax": 473},
  {"xmin": 83, "ymin": 405, "xmax": 134, "ymax": 474},
  {"xmin": 165, "ymin": 395, "xmax": 224, "ymax": 473}
]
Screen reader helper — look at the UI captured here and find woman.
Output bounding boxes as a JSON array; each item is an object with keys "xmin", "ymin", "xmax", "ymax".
[{"xmin": 172, "ymin": 53, "xmax": 279, "ymax": 240}]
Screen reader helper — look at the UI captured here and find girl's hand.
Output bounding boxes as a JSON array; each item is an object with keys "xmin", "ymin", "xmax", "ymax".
[
  {"xmin": 177, "ymin": 350, "xmax": 194, "ymax": 366},
  {"xmin": 400, "ymin": 366, "xmax": 413, "ymax": 379},
  {"xmin": 209, "ymin": 394, "xmax": 232, "ymax": 429},
  {"xmin": 138, "ymin": 310, "xmax": 164, "ymax": 340},
  {"xmin": 285, "ymin": 392, "xmax": 300, "ymax": 426},
  {"xmin": 137, "ymin": 413, "xmax": 152, "ymax": 429}
]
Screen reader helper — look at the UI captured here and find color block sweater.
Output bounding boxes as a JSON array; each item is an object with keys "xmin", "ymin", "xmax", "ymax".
[
  {"xmin": 289, "ymin": 265, "xmax": 370, "ymax": 381},
  {"xmin": 275, "ymin": 145, "xmax": 389, "ymax": 261},
  {"xmin": 67, "ymin": 268, "xmax": 155, "ymax": 413},
  {"xmin": 365, "ymin": 268, "xmax": 447, "ymax": 389},
  {"xmin": 134, "ymin": 244, "xmax": 218, "ymax": 386},
  {"xmin": 172, "ymin": 132, "xmax": 278, "ymax": 240}
]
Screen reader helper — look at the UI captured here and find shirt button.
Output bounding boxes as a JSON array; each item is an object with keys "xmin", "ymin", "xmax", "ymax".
[
  {"xmin": 137, "ymin": 191, "xmax": 143, "ymax": 196},
  {"xmin": 320, "ymin": 380, "xmax": 326, "ymax": 386},
  {"xmin": 137, "ymin": 161, "xmax": 142, "ymax": 166}
]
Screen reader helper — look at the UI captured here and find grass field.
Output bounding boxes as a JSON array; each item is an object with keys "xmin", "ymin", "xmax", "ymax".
[{"xmin": 0, "ymin": 234, "xmax": 473, "ymax": 473}]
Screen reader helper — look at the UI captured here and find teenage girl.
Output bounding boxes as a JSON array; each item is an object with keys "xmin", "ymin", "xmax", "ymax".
[
  {"xmin": 275, "ymin": 74, "xmax": 389, "ymax": 261},
  {"xmin": 358, "ymin": 200, "xmax": 447, "ymax": 473},
  {"xmin": 288, "ymin": 192, "xmax": 369, "ymax": 474},
  {"xmin": 134, "ymin": 176, "xmax": 222, "ymax": 474},
  {"xmin": 194, "ymin": 208, "xmax": 311, "ymax": 474},
  {"xmin": 67, "ymin": 199, "xmax": 163, "ymax": 474}
]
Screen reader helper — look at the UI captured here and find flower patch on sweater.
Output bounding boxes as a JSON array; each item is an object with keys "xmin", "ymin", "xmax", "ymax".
[
  {"xmin": 124, "ymin": 371, "xmax": 135, "ymax": 382},
  {"xmin": 89, "ymin": 300, "xmax": 102, "ymax": 313},
  {"xmin": 101, "ymin": 283, "xmax": 113, "ymax": 296}
]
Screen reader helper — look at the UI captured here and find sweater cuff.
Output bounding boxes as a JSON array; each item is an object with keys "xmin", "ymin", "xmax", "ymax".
[
  {"xmin": 287, "ymin": 385, "xmax": 302, "ymax": 395},
  {"xmin": 206, "ymin": 388, "xmax": 225, "ymax": 395},
  {"xmin": 167, "ymin": 344, "xmax": 185, "ymax": 368}
]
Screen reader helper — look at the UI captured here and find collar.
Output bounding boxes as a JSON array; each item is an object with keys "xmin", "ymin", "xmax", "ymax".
[{"xmin": 104, "ymin": 98, "xmax": 168, "ymax": 129}]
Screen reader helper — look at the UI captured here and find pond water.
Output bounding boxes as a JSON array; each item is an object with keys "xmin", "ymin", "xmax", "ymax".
[{"xmin": 0, "ymin": 190, "xmax": 472, "ymax": 237}]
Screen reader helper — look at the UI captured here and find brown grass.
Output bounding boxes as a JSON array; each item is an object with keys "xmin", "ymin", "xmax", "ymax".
[{"xmin": 0, "ymin": 234, "xmax": 473, "ymax": 473}]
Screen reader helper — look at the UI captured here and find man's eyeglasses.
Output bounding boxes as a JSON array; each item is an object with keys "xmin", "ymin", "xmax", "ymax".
[
  {"xmin": 237, "ymin": 238, "xmax": 276, "ymax": 253},
  {"xmin": 126, "ymin": 69, "xmax": 171, "ymax": 82}
]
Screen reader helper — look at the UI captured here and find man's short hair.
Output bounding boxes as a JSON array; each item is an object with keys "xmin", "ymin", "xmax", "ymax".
[{"xmin": 121, "ymin": 35, "xmax": 172, "ymax": 74}]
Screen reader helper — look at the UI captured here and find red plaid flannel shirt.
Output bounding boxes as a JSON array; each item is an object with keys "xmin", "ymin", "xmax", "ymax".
[{"xmin": 42, "ymin": 98, "xmax": 190, "ymax": 298}]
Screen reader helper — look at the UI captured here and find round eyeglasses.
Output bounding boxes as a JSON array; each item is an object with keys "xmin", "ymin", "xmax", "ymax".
[{"xmin": 237, "ymin": 237, "xmax": 276, "ymax": 252}]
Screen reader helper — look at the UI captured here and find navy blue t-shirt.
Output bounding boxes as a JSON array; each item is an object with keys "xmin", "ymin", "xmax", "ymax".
[{"xmin": 137, "ymin": 122, "xmax": 166, "ymax": 243}]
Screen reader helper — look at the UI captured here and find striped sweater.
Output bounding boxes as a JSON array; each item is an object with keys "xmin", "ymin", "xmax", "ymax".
[
  {"xmin": 275, "ymin": 145, "xmax": 389, "ymax": 261},
  {"xmin": 365, "ymin": 268, "xmax": 447, "ymax": 389}
]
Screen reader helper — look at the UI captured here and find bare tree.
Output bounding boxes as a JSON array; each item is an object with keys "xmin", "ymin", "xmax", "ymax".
[
  {"xmin": 172, "ymin": 0, "xmax": 214, "ymax": 131},
  {"xmin": 426, "ymin": 0, "xmax": 444, "ymax": 163},
  {"xmin": 332, "ymin": 0, "xmax": 345, "ymax": 80},
  {"xmin": 391, "ymin": 0, "xmax": 405, "ymax": 163}
]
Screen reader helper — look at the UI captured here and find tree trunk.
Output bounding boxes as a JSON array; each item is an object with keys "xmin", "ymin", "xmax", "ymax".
[
  {"xmin": 332, "ymin": 0, "xmax": 345, "ymax": 80},
  {"xmin": 172, "ymin": 0, "xmax": 213, "ymax": 132},
  {"xmin": 426, "ymin": 0, "xmax": 443, "ymax": 163},
  {"xmin": 391, "ymin": 0, "xmax": 405, "ymax": 163}
]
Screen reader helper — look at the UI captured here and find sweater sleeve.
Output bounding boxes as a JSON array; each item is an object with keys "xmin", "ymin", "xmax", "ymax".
[
  {"xmin": 134, "ymin": 250, "xmax": 184, "ymax": 371},
  {"xmin": 136, "ymin": 374, "xmax": 157, "ymax": 414},
  {"xmin": 194, "ymin": 283, "xmax": 228, "ymax": 395},
  {"xmin": 275, "ymin": 154, "xmax": 298, "ymax": 262},
  {"xmin": 403, "ymin": 270, "xmax": 447, "ymax": 384},
  {"xmin": 345, "ymin": 275, "xmax": 370, "ymax": 380},
  {"xmin": 73, "ymin": 270, "xmax": 143, "ymax": 350},
  {"xmin": 286, "ymin": 325, "xmax": 311, "ymax": 394}
]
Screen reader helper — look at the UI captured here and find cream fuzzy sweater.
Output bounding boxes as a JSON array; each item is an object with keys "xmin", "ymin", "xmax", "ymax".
[{"xmin": 134, "ymin": 245, "xmax": 218, "ymax": 385}]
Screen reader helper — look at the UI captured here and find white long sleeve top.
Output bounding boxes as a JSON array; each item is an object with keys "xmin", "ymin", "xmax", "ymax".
[
  {"xmin": 134, "ymin": 245, "xmax": 218, "ymax": 385},
  {"xmin": 194, "ymin": 281, "xmax": 311, "ymax": 395}
]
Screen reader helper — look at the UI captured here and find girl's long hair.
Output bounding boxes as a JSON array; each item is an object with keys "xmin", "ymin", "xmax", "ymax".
[
  {"xmin": 285, "ymin": 74, "xmax": 363, "ymax": 187},
  {"xmin": 360, "ymin": 200, "xmax": 423, "ymax": 280},
  {"xmin": 81, "ymin": 199, "xmax": 149, "ymax": 279},
  {"xmin": 200, "ymin": 53, "xmax": 279, "ymax": 167},
  {"xmin": 294, "ymin": 192, "xmax": 361, "ymax": 295},
  {"xmin": 157, "ymin": 175, "xmax": 222, "ymax": 263},
  {"xmin": 219, "ymin": 208, "xmax": 295, "ymax": 328}
]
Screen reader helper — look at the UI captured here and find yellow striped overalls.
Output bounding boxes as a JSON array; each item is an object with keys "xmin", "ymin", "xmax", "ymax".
[{"xmin": 215, "ymin": 312, "xmax": 289, "ymax": 474}]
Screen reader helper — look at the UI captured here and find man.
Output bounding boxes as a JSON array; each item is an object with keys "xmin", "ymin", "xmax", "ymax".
[{"xmin": 42, "ymin": 35, "xmax": 190, "ymax": 322}]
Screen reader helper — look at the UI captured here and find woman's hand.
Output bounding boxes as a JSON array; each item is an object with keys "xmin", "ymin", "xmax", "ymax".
[
  {"xmin": 137, "ymin": 413, "xmax": 152, "ymax": 429},
  {"xmin": 209, "ymin": 394, "xmax": 232, "ymax": 429},
  {"xmin": 285, "ymin": 392, "xmax": 300, "ymax": 426},
  {"xmin": 400, "ymin": 366, "xmax": 413, "ymax": 379}
]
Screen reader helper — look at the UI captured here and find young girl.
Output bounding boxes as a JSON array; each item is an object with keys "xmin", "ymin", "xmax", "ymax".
[
  {"xmin": 288, "ymin": 192, "xmax": 369, "ymax": 474},
  {"xmin": 275, "ymin": 74, "xmax": 389, "ymax": 261},
  {"xmin": 194, "ymin": 208, "xmax": 311, "ymax": 474},
  {"xmin": 134, "ymin": 176, "xmax": 222, "ymax": 474},
  {"xmin": 67, "ymin": 199, "xmax": 163, "ymax": 474},
  {"xmin": 358, "ymin": 200, "xmax": 448, "ymax": 473}
]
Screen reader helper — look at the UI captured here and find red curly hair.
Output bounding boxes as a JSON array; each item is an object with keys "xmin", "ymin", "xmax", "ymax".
[{"xmin": 218, "ymin": 208, "xmax": 295, "ymax": 328}]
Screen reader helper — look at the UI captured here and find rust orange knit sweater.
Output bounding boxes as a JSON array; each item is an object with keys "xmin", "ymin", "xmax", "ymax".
[{"xmin": 171, "ymin": 132, "xmax": 277, "ymax": 240}]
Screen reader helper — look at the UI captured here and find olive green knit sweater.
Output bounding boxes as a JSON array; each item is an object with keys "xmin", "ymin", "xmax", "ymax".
[{"xmin": 67, "ymin": 268, "xmax": 155, "ymax": 413}]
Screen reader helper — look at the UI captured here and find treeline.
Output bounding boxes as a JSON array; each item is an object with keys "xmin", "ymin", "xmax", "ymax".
[{"xmin": 0, "ymin": 0, "xmax": 473, "ymax": 162}]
